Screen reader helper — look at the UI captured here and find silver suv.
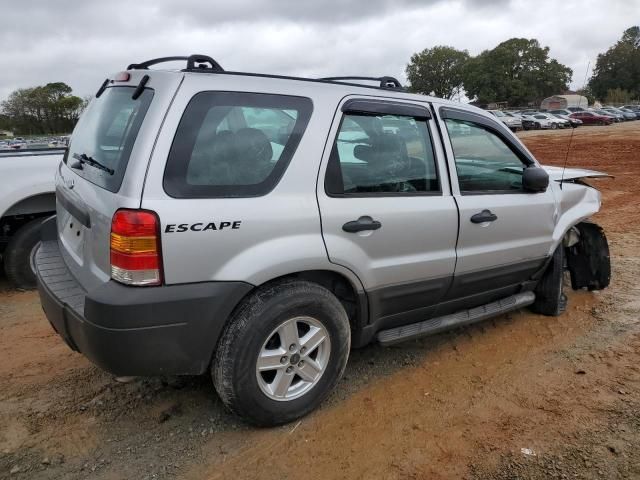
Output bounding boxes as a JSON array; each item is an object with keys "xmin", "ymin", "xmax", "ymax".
[{"xmin": 36, "ymin": 55, "xmax": 611, "ymax": 426}]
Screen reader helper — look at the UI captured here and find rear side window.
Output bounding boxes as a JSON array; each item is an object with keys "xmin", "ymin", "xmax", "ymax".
[
  {"xmin": 67, "ymin": 87, "xmax": 153, "ymax": 192},
  {"xmin": 164, "ymin": 92, "xmax": 313, "ymax": 198}
]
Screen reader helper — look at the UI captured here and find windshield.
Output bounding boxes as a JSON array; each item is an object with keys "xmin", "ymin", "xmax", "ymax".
[
  {"xmin": 66, "ymin": 86, "xmax": 153, "ymax": 192},
  {"xmin": 492, "ymin": 111, "xmax": 505, "ymax": 117}
]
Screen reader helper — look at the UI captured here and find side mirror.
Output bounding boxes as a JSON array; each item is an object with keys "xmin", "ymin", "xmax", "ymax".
[{"xmin": 522, "ymin": 166, "xmax": 549, "ymax": 193}]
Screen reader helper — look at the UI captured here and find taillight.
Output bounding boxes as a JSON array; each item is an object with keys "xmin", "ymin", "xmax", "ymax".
[{"xmin": 110, "ymin": 209, "xmax": 162, "ymax": 286}]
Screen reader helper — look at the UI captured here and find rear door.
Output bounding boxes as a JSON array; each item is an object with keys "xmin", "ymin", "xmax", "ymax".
[
  {"xmin": 318, "ymin": 97, "xmax": 458, "ymax": 329},
  {"xmin": 56, "ymin": 71, "xmax": 182, "ymax": 290},
  {"xmin": 436, "ymin": 106, "xmax": 556, "ymax": 308}
]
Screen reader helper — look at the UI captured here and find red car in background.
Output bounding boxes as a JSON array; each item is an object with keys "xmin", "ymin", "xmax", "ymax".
[{"xmin": 569, "ymin": 111, "xmax": 614, "ymax": 126}]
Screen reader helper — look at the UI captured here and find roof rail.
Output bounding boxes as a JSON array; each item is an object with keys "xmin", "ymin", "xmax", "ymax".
[
  {"xmin": 127, "ymin": 54, "xmax": 224, "ymax": 73},
  {"xmin": 318, "ymin": 76, "xmax": 404, "ymax": 90},
  {"xmin": 123, "ymin": 55, "xmax": 408, "ymax": 93}
]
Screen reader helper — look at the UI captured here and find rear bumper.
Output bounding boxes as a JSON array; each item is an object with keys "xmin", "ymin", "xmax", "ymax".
[{"xmin": 35, "ymin": 217, "xmax": 252, "ymax": 376}]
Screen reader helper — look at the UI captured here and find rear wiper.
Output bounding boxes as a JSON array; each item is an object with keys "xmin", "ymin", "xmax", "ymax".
[{"xmin": 70, "ymin": 153, "xmax": 115, "ymax": 175}]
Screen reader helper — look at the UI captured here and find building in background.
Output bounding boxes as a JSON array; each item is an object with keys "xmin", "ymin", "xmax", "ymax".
[{"xmin": 541, "ymin": 92, "xmax": 589, "ymax": 110}]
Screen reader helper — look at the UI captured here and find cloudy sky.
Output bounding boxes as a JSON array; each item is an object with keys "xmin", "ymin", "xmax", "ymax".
[{"xmin": 1, "ymin": 0, "xmax": 638, "ymax": 101}]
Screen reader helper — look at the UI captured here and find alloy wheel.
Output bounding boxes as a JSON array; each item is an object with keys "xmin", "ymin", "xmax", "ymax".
[{"xmin": 256, "ymin": 316, "xmax": 331, "ymax": 401}]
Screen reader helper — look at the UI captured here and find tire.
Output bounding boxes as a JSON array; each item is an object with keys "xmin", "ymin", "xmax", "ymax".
[
  {"xmin": 3, "ymin": 218, "xmax": 44, "ymax": 290},
  {"xmin": 551, "ymin": 123, "xmax": 557, "ymax": 130},
  {"xmin": 213, "ymin": 279, "xmax": 351, "ymax": 426},
  {"xmin": 535, "ymin": 122, "xmax": 541, "ymax": 130},
  {"xmin": 530, "ymin": 245, "xmax": 566, "ymax": 316}
]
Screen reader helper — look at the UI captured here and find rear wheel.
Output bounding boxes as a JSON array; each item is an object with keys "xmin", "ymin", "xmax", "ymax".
[
  {"xmin": 213, "ymin": 279, "xmax": 351, "ymax": 426},
  {"xmin": 551, "ymin": 123, "xmax": 558, "ymax": 129},
  {"xmin": 530, "ymin": 245, "xmax": 566, "ymax": 316},
  {"xmin": 3, "ymin": 218, "xmax": 44, "ymax": 290}
]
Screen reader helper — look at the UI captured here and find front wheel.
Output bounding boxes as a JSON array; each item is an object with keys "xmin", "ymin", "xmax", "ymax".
[
  {"xmin": 551, "ymin": 123, "xmax": 558, "ymax": 129},
  {"xmin": 213, "ymin": 279, "xmax": 351, "ymax": 426}
]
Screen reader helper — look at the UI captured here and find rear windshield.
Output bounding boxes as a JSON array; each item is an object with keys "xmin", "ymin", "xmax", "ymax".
[
  {"xmin": 164, "ymin": 92, "xmax": 313, "ymax": 198},
  {"xmin": 66, "ymin": 86, "xmax": 153, "ymax": 192}
]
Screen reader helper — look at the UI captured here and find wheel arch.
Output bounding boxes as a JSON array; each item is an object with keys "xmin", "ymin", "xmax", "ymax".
[
  {"xmin": 206, "ymin": 267, "xmax": 369, "ymax": 374},
  {"xmin": 2, "ymin": 192, "xmax": 56, "ymax": 219},
  {"xmin": 254, "ymin": 269, "xmax": 366, "ymax": 332}
]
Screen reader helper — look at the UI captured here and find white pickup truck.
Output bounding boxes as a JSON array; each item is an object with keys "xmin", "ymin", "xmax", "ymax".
[{"xmin": 0, "ymin": 148, "xmax": 64, "ymax": 288}]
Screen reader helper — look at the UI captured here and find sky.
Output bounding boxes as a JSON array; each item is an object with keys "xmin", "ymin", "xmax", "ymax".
[{"xmin": 0, "ymin": 0, "xmax": 638, "ymax": 102}]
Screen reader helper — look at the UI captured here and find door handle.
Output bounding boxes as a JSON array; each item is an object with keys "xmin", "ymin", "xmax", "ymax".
[
  {"xmin": 470, "ymin": 209, "xmax": 498, "ymax": 224},
  {"xmin": 342, "ymin": 216, "xmax": 382, "ymax": 233}
]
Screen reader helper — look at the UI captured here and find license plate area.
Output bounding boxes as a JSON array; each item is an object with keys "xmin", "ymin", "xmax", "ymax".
[{"xmin": 58, "ymin": 210, "xmax": 85, "ymax": 265}]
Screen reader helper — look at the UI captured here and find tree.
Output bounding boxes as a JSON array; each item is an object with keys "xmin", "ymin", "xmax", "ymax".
[
  {"xmin": 0, "ymin": 114, "xmax": 11, "ymax": 131},
  {"xmin": 589, "ymin": 26, "xmax": 640, "ymax": 101},
  {"xmin": 605, "ymin": 88, "xmax": 633, "ymax": 105},
  {"xmin": 406, "ymin": 46, "xmax": 470, "ymax": 99},
  {"xmin": 575, "ymin": 86, "xmax": 596, "ymax": 105},
  {"xmin": 0, "ymin": 82, "xmax": 85, "ymax": 134},
  {"xmin": 463, "ymin": 38, "xmax": 572, "ymax": 106}
]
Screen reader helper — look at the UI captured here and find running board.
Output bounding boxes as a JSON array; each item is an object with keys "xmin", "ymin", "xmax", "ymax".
[{"xmin": 376, "ymin": 291, "xmax": 535, "ymax": 346}]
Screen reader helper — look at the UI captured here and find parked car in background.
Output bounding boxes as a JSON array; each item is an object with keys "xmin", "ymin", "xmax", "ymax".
[
  {"xmin": 512, "ymin": 113, "xmax": 537, "ymax": 130},
  {"xmin": 566, "ymin": 107, "xmax": 587, "ymax": 113},
  {"xmin": 570, "ymin": 111, "xmax": 614, "ymax": 126},
  {"xmin": 617, "ymin": 107, "xmax": 640, "ymax": 120},
  {"xmin": 622, "ymin": 105, "xmax": 640, "ymax": 113},
  {"xmin": 532, "ymin": 113, "xmax": 565, "ymax": 129},
  {"xmin": 0, "ymin": 148, "xmax": 63, "ymax": 288},
  {"xmin": 591, "ymin": 108, "xmax": 622, "ymax": 122},
  {"xmin": 620, "ymin": 107, "xmax": 640, "ymax": 120},
  {"xmin": 548, "ymin": 109, "xmax": 574, "ymax": 117},
  {"xmin": 487, "ymin": 110, "xmax": 522, "ymax": 131},
  {"xmin": 519, "ymin": 114, "xmax": 547, "ymax": 129},
  {"xmin": 601, "ymin": 107, "xmax": 636, "ymax": 121},
  {"xmin": 552, "ymin": 113, "xmax": 581, "ymax": 128}
]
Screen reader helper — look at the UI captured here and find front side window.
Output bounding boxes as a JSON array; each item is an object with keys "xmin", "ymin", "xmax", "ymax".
[
  {"xmin": 326, "ymin": 113, "xmax": 439, "ymax": 195},
  {"xmin": 164, "ymin": 92, "xmax": 312, "ymax": 198},
  {"xmin": 445, "ymin": 119, "xmax": 527, "ymax": 193}
]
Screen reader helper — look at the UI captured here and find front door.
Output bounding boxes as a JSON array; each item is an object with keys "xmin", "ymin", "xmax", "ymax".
[
  {"xmin": 317, "ymin": 97, "xmax": 458, "ymax": 328},
  {"xmin": 438, "ymin": 108, "xmax": 557, "ymax": 307}
]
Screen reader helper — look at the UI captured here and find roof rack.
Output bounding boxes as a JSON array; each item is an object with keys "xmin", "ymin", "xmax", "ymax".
[
  {"xmin": 127, "ymin": 54, "xmax": 224, "ymax": 73},
  {"xmin": 318, "ymin": 76, "xmax": 404, "ymax": 90},
  {"xmin": 124, "ymin": 54, "xmax": 407, "ymax": 92}
]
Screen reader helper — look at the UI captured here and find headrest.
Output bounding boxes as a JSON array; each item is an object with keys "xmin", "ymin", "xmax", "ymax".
[
  {"xmin": 235, "ymin": 128, "xmax": 273, "ymax": 163},
  {"xmin": 353, "ymin": 134, "xmax": 408, "ymax": 167}
]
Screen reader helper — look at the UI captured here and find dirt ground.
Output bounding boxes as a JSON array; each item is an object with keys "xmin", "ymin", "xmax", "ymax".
[{"xmin": 1, "ymin": 122, "xmax": 639, "ymax": 480}]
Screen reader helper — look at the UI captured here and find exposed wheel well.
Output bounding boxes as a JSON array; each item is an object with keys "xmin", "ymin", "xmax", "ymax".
[
  {"xmin": 209, "ymin": 270, "xmax": 366, "ymax": 370},
  {"xmin": 1, "ymin": 192, "xmax": 56, "ymax": 256},
  {"xmin": 276, "ymin": 270, "xmax": 365, "ymax": 333},
  {"xmin": 1, "ymin": 211, "xmax": 54, "ymax": 256}
]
